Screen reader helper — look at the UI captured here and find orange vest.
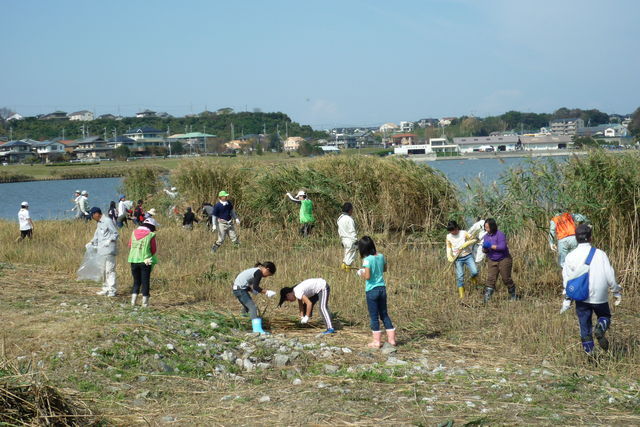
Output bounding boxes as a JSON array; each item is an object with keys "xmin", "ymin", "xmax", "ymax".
[{"xmin": 552, "ymin": 213, "xmax": 576, "ymax": 240}]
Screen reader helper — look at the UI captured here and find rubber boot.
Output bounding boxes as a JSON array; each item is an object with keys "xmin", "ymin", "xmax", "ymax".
[
  {"xmin": 340, "ymin": 262, "xmax": 348, "ymax": 271},
  {"xmin": 386, "ymin": 329, "xmax": 397, "ymax": 346},
  {"xmin": 130, "ymin": 294, "xmax": 138, "ymax": 306},
  {"xmin": 142, "ymin": 296, "xmax": 149, "ymax": 307},
  {"xmin": 458, "ymin": 286, "xmax": 465, "ymax": 299},
  {"xmin": 508, "ymin": 286, "xmax": 521, "ymax": 301},
  {"xmin": 470, "ymin": 275, "xmax": 479, "ymax": 287},
  {"xmin": 483, "ymin": 287, "xmax": 494, "ymax": 303},
  {"xmin": 251, "ymin": 318, "xmax": 267, "ymax": 334},
  {"xmin": 581, "ymin": 335, "xmax": 595, "ymax": 354},
  {"xmin": 368, "ymin": 331, "xmax": 382, "ymax": 348},
  {"xmin": 594, "ymin": 319, "xmax": 609, "ymax": 351}
]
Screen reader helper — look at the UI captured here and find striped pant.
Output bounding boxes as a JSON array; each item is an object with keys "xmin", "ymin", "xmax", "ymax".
[{"xmin": 304, "ymin": 285, "xmax": 333, "ymax": 330}]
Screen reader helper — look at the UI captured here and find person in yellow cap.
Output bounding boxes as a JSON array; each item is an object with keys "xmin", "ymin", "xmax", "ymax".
[{"xmin": 211, "ymin": 190, "xmax": 240, "ymax": 252}]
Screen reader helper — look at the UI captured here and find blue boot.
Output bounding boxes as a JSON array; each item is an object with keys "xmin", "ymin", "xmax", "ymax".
[
  {"xmin": 581, "ymin": 335, "xmax": 595, "ymax": 354},
  {"xmin": 251, "ymin": 318, "xmax": 268, "ymax": 334}
]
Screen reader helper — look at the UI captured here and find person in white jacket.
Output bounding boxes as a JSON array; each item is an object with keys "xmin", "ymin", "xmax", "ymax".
[
  {"xmin": 70, "ymin": 190, "xmax": 82, "ymax": 219},
  {"xmin": 88, "ymin": 207, "xmax": 120, "ymax": 297},
  {"xmin": 468, "ymin": 218, "xmax": 487, "ymax": 264},
  {"xmin": 337, "ymin": 202, "xmax": 358, "ymax": 270},
  {"xmin": 561, "ymin": 224, "xmax": 622, "ymax": 354},
  {"xmin": 78, "ymin": 191, "xmax": 90, "ymax": 221}
]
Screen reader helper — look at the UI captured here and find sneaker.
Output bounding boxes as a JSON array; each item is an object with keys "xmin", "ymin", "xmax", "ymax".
[
  {"xmin": 322, "ymin": 328, "xmax": 336, "ymax": 335},
  {"xmin": 96, "ymin": 290, "xmax": 108, "ymax": 296},
  {"xmin": 594, "ymin": 323, "xmax": 609, "ymax": 351},
  {"xmin": 106, "ymin": 293, "xmax": 116, "ymax": 297}
]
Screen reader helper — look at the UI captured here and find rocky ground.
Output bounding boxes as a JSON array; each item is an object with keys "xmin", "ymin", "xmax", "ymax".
[{"xmin": 1, "ymin": 262, "xmax": 639, "ymax": 425}]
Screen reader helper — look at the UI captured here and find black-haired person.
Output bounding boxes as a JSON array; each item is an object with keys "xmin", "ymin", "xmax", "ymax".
[
  {"xmin": 182, "ymin": 207, "xmax": 199, "ymax": 230},
  {"xmin": 357, "ymin": 236, "xmax": 396, "ymax": 348},
  {"xmin": 108, "ymin": 201, "xmax": 118, "ymax": 225},
  {"xmin": 88, "ymin": 207, "xmax": 119, "ymax": 297},
  {"xmin": 561, "ymin": 224, "xmax": 622, "ymax": 354},
  {"xmin": 232, "ymin": 262, "xmax": 277, "ymax": 334},
  {"xmin": 133, "ymin": 200, "xmax": 145, "ymax": 225},
  {"xmin": 482, "ymin": 218, "xmax": 519, "ymax": 302},
  {"xmin": 337, "ymin": 202, "xmax": 358, "ymax": 270},
  {"xmin": 128, "ymin": 218, "xmax": 158, "ymax": 307},
  {"xmin": 278, "ymin": 278, "xmax": 336, "ymax": 335},
  {"xmin": 445, "ymin": 220, "xmax": 479, "ymax": 299}
]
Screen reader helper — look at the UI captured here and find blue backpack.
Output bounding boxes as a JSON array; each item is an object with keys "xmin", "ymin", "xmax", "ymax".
[{"xmin": 566, "ymin": 247, "xmax": 596, "ymax": 301}]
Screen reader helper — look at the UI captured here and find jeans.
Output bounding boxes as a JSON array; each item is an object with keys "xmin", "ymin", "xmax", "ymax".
[
  {"xmin": 455, "ymin": 254, "xmax": 478, "ymax": 288},
  {"xmin": 575, "ymin": 301, "xmax": 611, "ymax": 340},
  {"xmin": 233, "ymin": 288, "xmax": 258, "ymax": 319},
  {"xmin": 558, "ymin": 236, "xmax": 578, "ymax": 267},
  {"xmin": 366, "ymin": 286, "xmax": 394, "ymax": 332},
  {"xmin": 131, "ymin": 262, "xmax": 151, "ymax": 297}
]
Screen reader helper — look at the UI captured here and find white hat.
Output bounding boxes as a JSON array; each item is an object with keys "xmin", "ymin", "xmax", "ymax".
[
  {"xmin": 21, "ymin": 201, "xmax": 29, "ymax": 207},
  {"xmin": 74, "ymin": 189, "xmax": 81, "ymax": 194},
  {"xmin": 81, "ymin": 190, "xmax": 88, "ymax": 196},
  {"xmin": 143, "ymin": 218, "xmax": 159, "ymax": 228},
  {"xmin": 147, "ymin": 208, "xmax": 157, "ymax": 216},
  {"xmin": 171, "ymin": 187, "xmax": 177, "ymax": 191},
  {"xmin": 296, "ymin": 190, "xmax": 307, "ymax": 198}
]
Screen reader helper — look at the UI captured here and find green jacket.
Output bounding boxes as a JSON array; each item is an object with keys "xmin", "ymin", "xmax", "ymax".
[
  {"xmin": 300, "ymin": 199, "xmax": 315, "ymax": 224},
  {"xmin": 127, "ymin": 231, "xmax": 157, "ymax": 264}
]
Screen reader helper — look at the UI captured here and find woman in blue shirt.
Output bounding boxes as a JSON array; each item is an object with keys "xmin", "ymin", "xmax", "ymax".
[{"xmin": 357, "ymin": 236, "xmax": 396, "ymax": 348}]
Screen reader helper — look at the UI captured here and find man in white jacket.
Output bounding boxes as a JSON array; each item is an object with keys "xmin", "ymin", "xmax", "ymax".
[
  {"xmin": 337, "ymin": 202, "xmax": 357, "ymax": 270},
  {"xmin": 561, "ymin": 224, "xmax": 622, "ymax": 353},
  {"xmin": 88, "ymin": 207, "xmax": 119, "ymax": 297}
]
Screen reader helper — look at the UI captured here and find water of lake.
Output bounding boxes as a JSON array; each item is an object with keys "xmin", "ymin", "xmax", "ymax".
[{"xmin": 0, "ymin": 156, "xmax": 566, "ymax": 220}]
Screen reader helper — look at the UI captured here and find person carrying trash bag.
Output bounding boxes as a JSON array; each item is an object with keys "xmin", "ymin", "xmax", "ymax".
[
  {"xmin": 211, "ymin": 190, "xmax": 240, "ymax": 252},
  {"xmin": 278, "ymin": 278, "xmax": 336, "ymax": 335},
  {"xmin": 337, "ymin": 202, "xmax": 358, "ymax": 270},
  {"xmin": 468, "ymin": 217, "xmax": 487, "ymax": 265},
  {"xmin": 286, "ymin": 190, "xmax": 315, "ymax": 237},
  {"xmin": 128, "ymin": 218, "xmax": 158, "ymax": 307},
  {"xmin": 87, "ymin": 207, "xmax": 119, "ymax": 297},
  {"xmin": 445, "ymin": 220, "xmax": 479, "ymax": 299},
  {"xmin": 482, "ymin": 218, "xmax": 519, "ymax": 303},
  {"xmin": 549, "ymin": 211, "xmax": 589, "ymax": 267},
  {"xmin": 232, "ymin": 262, "xmax": 277, "ymax": 334},
  {"xmin": 561, "ymin": 224, "xmax": 622, "ymax": 354}
]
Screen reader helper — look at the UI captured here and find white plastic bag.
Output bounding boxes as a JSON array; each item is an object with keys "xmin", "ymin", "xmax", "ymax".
[{"xmin": 77, "ymin": 245, "xmax": 106, "ymax": 282}]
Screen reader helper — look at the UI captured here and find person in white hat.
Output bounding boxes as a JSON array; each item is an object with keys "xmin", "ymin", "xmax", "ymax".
[
  {"xmin": 70, "ymin": 190, "xmax": 83, "ymax": 219},
  {"xmin": 286, "ymin": 190, "xmax": 315, "ymax": 237},
  {"xmin": 127, "ymin": 217, "xmax": 159, "ymax": 307},
  {"xmin": 78, "ymin": 191, "xmax": 90, "ymax": 221},
  {"xmin": 144, "ymin": 208, "xmax": 157, "ymax": 219},
  {"xmin": 17, "ymin": 201, "xmax": 34, "ymax": 241}
]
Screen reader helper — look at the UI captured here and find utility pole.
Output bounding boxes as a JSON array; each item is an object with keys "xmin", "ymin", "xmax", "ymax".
[
  {"xmin": 285, "ymin": 121, "xmax": 288, "ymax": 138},
  {"xmin": 231, "ymin": 123, "xmax": 235, "ymax": 141},
  {"xmin": 263, "ymin": 123, "xmax": 266, "ymax": 135}
]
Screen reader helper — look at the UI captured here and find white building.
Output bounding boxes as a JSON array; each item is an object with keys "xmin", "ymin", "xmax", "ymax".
[
  {"xmin": 379, "ymin": 123, "xmax": 398, "ymax": 133},
  {"xmin": 136, "ymin": 109, "xmax": 157, "ymax": 118},
  {"xmin": 33, "ymin": 140, "xmax": 66, "ymax": 162},
  {"xmin": 283, "ymin": 136, "xmax": 304, "ymax": 152},
  {"xmin": 454, "ymin": 136, "xmax": 519, "ymax": 153},
  {"xmin": 399, "ymin": 121, "xmax": 415, "ymax": 132},
  {"xmin": 550, "ymin": 118, "xmax": 584, "ymax": 135},
  {"xmin": 68, "ymin": 110, "xmax": 94, "ymax": 121},
  {"xmin": 6, "ymin": 113, "xmax": 23, "ymax": 121},
  {"xmin": 520, "ymin": 135, "xmax": 572, "ymax": 150},
  {"xmin": 428, "ymin": 138, "xmax": 458, "ymax": 155},
  {"xmin": 394, "ymin": 144, "xmax": 433, "ymax": 156}
]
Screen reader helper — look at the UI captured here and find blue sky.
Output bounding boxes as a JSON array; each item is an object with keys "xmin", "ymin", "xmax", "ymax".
[{"xmin": 2, "ymin": 0, "xmax": 638, "ymax": 128}]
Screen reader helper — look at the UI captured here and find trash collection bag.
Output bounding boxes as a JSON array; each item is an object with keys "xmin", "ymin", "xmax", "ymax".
[{"xmin": 77, "ymin": 245, "xmax": 106, "ymax": 282}]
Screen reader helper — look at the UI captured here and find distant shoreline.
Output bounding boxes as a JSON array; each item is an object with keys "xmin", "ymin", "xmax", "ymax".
[{"xmin": 404, "ymin": 149, "xmax": 591, "ymax": 162}]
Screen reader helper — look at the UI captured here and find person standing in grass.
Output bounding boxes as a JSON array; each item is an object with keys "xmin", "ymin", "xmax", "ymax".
[
  {"xmin": 278, "ymin": 278, "xmax": 336, "ymax": 334},
  {"xmin": 70, "ymin": 190, "xmax": 82, "ymax": 219},
  {"xmin": 128, "ymin": 218, "xmax": 158, "ymax": 307},
  {"xmin": 468, "ymin": 217, "xmax": 487, "ymax": 265},
  {"xmin": 549, "ymin": 211, "xmax": 589, "ymax": 267},
  {"xmin": 211, "ymin": 190, "xmax": 240, "ymax": 252},
  {"xmin": 445, "ymin": 220, "xmax": 479, "ymax": 299},
  {"xmin": 357, "ymin": 235, "xmax": 396, "ymax": 348},
  {"xmin": 337, "ymin": 202, "xmax": 358, "ymax": 270},
  {"xmin": 286, "ymin": 190, "xmax": 315, "ymax": 237},
  {"xmin": 561, "ymin": 224, "xmax": 622, "ymax": 354},
  {"xmin": 78, "ymin": 190, "xmax": 90, "ymax": 221},
  {"xmin": 107, "ymin": 201, "xmax": 118, "ymax": 225},
  {"xmin": 17, "ymin": 201, "xmax": 34, "ymax": 241},
  {"xmin": 482, "ymin": 218, "xmax": 519, "ymax": 303},
  {"xmin": 116, "ymin": 194, "xmax": 129, "ymax": 228},
  {"xmin": 232, "ymin": 262, "xmax": 277, "ymax": 334},
  {"xmin": 132, "ymin": 200, "xmax": 145, "ymax": 225},
  {"xmin": 182, "ymin": 207, "xmax": 199, "ymax": 230},
  {"xmin": 87, "ymin": 207, "xmax": 119, "ymax": 297}
]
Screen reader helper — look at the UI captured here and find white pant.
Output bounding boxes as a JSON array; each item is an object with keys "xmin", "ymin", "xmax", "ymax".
[
  {"xmin": 102, "ymin": 256, "xmax": 117, "ymax": 296},
  {"xmin": 342, "ymin": 238, "xmax": 357, "ymax": 266}
]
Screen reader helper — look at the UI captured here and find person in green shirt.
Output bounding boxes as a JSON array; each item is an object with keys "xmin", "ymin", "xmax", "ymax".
[
  {"xmin": 127, "ymin": 218, "xmax": 158, "ymax": 307},
  {"xmin": 286, "ymin": 190, "xmax": 315, "ymax": 237}
]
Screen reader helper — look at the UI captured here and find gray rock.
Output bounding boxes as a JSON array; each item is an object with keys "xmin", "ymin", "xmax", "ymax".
[
  {"xmin": 161, "ymin": 416, "xmax": 176, "ymax": 423},
  {"xmin": 323, "ymin": 364, "xmax": 340, "ymax": 374},
  {"xmin": 132, "ymin": 399, "xmax": 145, "ymax": 407},
  {"xmin": 381, "ymin": 343, "xmax": 397, "ymax": 354},
  {"xmin": 289, "ymin": 351, "xmax": 301, "ymax": 361},
  {"xmin": 257, "ymin": 362, "xmax": 271, "ymax": 370},
  {"xmin": 292, "ymin": 378, "xmax": 302, "ymax": 385},
  {"xmin": 274, "ymin": 354, "xmax": 291, "ymax": 367},
  {"xmin": 341, "ymin": 347, "xmax": 353, "ymax": 354},
  {"xmin": 137, "ymin": 375, "xmax": 148, "ymax": 382},
  {"xmin": 221, "ymin": 351, "xmax": 235, "ymax": 362},
  {"xmin": 143, "ymin": 335, "xmax": 155, "ymax": 346},
  {"xmin": 386, "ymin": 357, "xmax": 408, "ymax": 366},
  {"xmin": 277, "ymin": 346, "xmax": 288, "ymax": 353},
  {"xmin": 259, "ymin": 395, "xmax": 271, "ymax": 403},
  {"xmin": 243, "ymin": 359, "xmax": 255, "ymax": 372},
  {"xmin": 135, "ymin": 390, "xmax": 150, "ymax": 399},
  {"xmin": 165, "ymin": 343, "xmax": 175, "ymax": 351},
  {"xmin": 159, "ymin": 361, "xmax": 174, "ymax": 373},
  {"xmin": 210, "ymin": 322, "xmax": 219, "ymax": 329}
]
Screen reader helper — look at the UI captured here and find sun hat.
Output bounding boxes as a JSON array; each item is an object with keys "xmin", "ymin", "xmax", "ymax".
[
  {"xmin": 143, "ymin": 217, "xmax": 158, "ymax": 227},
  {"xmin": 147, "ymin": 208, "xmax": 157, "ymax": 216},
  {"xmin": 218, "ymin": 190, "xmax": 229, "ymax": 197},
  {"xmin": 74, "ymin": 189, "xmax": 81, "ymax": 194},
  {"xmin": 81, "ymin": 190, "xmax": 88, "ymax": 196},
  {"xmin": 171, "ymin": 187, "xmax": 177, "ymax": 191},
  {"xmin": 89, "ymin": 207, "xmax": 102, "ymax": 216},
  {"xmin": 296, "ymin": 190, "xmax": 306, "ymax": 198},
  {"xmin": 21, "ymin": 201, "xmax": 29, "ymax": 207}
]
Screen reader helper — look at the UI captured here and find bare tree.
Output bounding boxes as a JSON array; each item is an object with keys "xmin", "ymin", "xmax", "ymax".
[{"xmin": 0, "ymin": 107, "xmax": 16, "ymax": 121}]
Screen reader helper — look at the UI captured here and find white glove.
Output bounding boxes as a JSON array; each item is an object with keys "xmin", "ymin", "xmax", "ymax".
[
  {"xmin": 265, "ymin": 290, "xmax": 276, "ymax": 298},
  {"xmin": 550, "ymin": 244, "xmax": 558, "ymax": 252},
  {"xmin": 235, "ymin": 218, "xmax": 241, "ymax": 225},
  {"xmin": 300, "ymin": 316, "xmax": 309, "ymax": 324},
  {"xmin": 144, "ymin": 258, "xmax": 153, "ymax": 266},
  {"xmin": 356, "ymin": 268, "xmax": 365, "ymax": 277},
  {"xmin": 614, "ymin": 293, "xmax": 622, "ymax": 306},
  {"xmin": 560, "ymin": 298, "xmax": 572, "ymax": 314}
]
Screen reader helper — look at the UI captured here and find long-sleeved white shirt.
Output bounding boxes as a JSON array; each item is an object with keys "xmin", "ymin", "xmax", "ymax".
[
  {"xmin": 117, "ymin": 200, "xmax": 128, "ymax": 217},
  {"xmin": 90, "ymin": 217, "xmax": 119, "ymax": 256},
  {"xmin": 77, "ymin": 196, "xmax": 89, "ymax": 215},
  {"xmin": 468, "ymin": 219, "xmax": 487, "ymax": 241},
  {"xmin": 337, "ymin": 213, "xmax": 357, "ymax": 242},
  {"xmin": 562, "ymin": 243, "xmax": 621, "ymax": 304}
]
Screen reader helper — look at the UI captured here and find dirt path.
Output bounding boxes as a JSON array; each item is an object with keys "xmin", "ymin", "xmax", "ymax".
[{"xmin": 1, "ymin": 263, "xmax": 639, "ymax": 426}]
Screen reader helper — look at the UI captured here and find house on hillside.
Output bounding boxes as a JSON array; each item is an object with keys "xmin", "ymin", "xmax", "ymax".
[
  {"xmin": 391, "ymin": 133, "xmax": 417, "ymax": 145},
  {"xmin": 283, "ymin": 136, "xmax": 305, "ymax": 152},
  {"xmin": 399, "ymin": 121, "xmax": 415, "ymax": 132},
  {"xmin": 97, "ymin": 114, "xmax": 120, "ymax": 120},
  {"xmin": 167, "ymin": 132, "xmax": 216, "ymax": 153},
  {"xmin": 40, "ymin": 111, "xmax": 68, "ymax": 120},
  {"xmin": 379, "ymin": 123, "xmax": 398, "ymax": 133},
  {"xmin": 136, "ymin": 109, "xmax": 157, "ymax": 118},
  {"xmin": 0, "ymin": 140, "xmax": 36, "ymax": 163},
  {"xmin": 33, "ymin": 140, "xmax": 67, "ymax": 162},
  {"xmin": 439, "ymin": 117, "xmax": 456, "ymax": 127},
  {"xmin": 6, "ymin": 113, "xmax": 23, "ymax": 121},
  {"xmin": 68, "ymin": 110, "xmax": 94, "ymax": 121},
  {"xmin": 123, "ymin": 127, "xmax": 166, "ymax": 154},
  {"xmin": 418, "ymin": 118, "xmax": 438, "ymax": 128},
  {"xmin": 550, "ymin": 118, "xmax": 584, "ymax": 135},
  {"xmin": 74, "ymin": 136, "xmax": 113, "ymax": 159}
]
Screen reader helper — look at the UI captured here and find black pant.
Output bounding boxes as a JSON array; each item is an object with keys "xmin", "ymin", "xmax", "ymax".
[
  {"xmin": 19, "ymin": 229, "xmax": 33, "ymax": 240},
  {"xmin": 300, "ymin": 223, "xmax": 314, "ymax": 237},
  {"xmin": 131, "ymin": 263, "xmax": 152, "ymax": 297}
]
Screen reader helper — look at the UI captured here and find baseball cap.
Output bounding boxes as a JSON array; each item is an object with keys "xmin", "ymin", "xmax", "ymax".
[
  {"xmin": 296, "ymin": 190, "xmax": 306, "ymax": 197},
  {"xmin": 119, "ymin": 194, "xmax": 126, "ymax": 200},
  {"xmin": 74, "ymin": 189, "xmax": 80, "ymax": 194},
  {"xmin": 218, "ymin": 190, "xmax": 229, "ymax": 197},
  {"xmin": 89, "ymin": 207, "xmax": 102, "ymax": 215},
  {"xmin": 21, "ymin": 201, "xmax": 29, "ymax": 207},
  {"xmin": 81, "ymin": 190, "xmax": 88, "ymax": 196}
]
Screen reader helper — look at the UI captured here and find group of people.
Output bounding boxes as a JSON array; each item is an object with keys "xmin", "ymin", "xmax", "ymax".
[{"xmin": 70, "ymin": 190, "xmax": 90, "ymax": 220}]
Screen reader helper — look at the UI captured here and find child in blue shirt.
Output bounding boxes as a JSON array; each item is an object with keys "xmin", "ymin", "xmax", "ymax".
[{"xmin": 357, "ymin": 236, "xmax": 396, "ymax": 348}]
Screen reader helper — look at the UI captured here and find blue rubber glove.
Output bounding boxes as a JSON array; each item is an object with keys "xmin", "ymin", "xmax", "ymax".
[{"xmin": 482, "ymin": 240, "xmax": 492, "ymax": 249}]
